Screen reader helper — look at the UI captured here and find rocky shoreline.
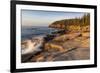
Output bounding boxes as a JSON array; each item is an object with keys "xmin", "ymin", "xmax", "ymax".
[
  {"xmin": 21, "ymin": 29, "xmax": 90, "ymax": 62},
  {"xmin": 21, "ymin": 14, "xmax": 90, "ymax": 62}
]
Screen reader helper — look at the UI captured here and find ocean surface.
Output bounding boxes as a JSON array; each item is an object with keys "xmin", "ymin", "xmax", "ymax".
[{"xmin": 21, "ymin": 26, "xmax": 58, "ymax": 40}]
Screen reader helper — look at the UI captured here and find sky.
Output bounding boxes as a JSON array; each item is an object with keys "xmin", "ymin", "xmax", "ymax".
[{"xmin": 21, "ymin": 10, "xmax": 86, "ymax": 26}]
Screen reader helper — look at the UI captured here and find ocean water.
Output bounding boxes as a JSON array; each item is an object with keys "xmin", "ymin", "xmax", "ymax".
[{"xmin": 21, "ymin": 26, "xmax": 58, "ymax": 40}]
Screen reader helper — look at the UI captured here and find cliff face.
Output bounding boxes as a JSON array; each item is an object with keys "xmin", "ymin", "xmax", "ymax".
[{"xmin": 49, "ymin": 14, "xmax": 90, "ymax": 32}]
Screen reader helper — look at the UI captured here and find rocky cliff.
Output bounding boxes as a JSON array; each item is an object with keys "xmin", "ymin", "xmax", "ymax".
[{"xmin": 49, "ymin": 14, "xmax": 90, "ymax": 32}]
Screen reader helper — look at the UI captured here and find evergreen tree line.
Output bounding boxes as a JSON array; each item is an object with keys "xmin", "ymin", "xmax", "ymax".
[{"xmin": 49, "ymin": 13, "xmax": 90, "ymax": 29}]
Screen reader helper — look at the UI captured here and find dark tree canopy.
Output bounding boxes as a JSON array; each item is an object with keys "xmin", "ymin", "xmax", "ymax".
[{"xmin": 49, "ymin": 13, "xmax": 90, "ymax": 29}]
